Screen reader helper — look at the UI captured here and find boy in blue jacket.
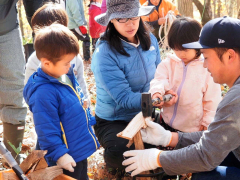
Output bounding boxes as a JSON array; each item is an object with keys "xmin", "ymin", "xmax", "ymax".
[{"xmin": 23, "ymin": 24, "xmax": 99, "ymax": 180}]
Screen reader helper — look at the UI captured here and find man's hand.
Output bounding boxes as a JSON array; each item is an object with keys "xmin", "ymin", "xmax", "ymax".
[
  {"xmin": 79, "ymin": 26, "xmax": 87, "ymax": 34},
  {"xmin": 141, "ymin": 118, "xmax": 172, "ymax": 147},
  {"xmin": 122, "ymin": 148, "xmax": 161, "ymax": 176},
  {"xmin": 152, "ymin": 92, "xmax": 164, "ymax": 107},
  {"xmin": 163, "ymin": 90, "xmax": 178, "ymax": 107},
  {"xmin": 158, "ymin": 17, "xmax": 166, "ymax": 25},
  {"xmin": 57, "ymin": 153, "xmax": 76, "ymax": 172}
]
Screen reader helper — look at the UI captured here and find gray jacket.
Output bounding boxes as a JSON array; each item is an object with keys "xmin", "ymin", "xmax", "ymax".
[
  {"xmin": 0, "ymin": 0, "xmax": 18, "ymax": 35},
  {"xmin": 160, "ymin": 76, "xmax": 240, "ymax": 175}
]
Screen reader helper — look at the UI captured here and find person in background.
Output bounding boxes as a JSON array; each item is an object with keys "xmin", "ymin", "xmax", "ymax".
[
  {"xmin": 0, "ymin": 0, "xmax": 27, "ymax": 163},
  {"xmin": 140, "ymin": 0, "xmax": 179, "ymax": 39},
  {"xmin": 24, "ymin": 24, "xmax": 100, "ymax": 179},
  {"xmin": 66, "ymin": 0, "xmax": 91, "ymax": 63},
  {"xmin": 91, "ymin": 0, "xmax": 159, "ymax": 177},
  {"xmin": 88, "ymin": 0, "xmax": 105, "ymax": 53},
  {"xmin": 149, "ymin": 17, "xmax": 221, "ymax": 133},
  {"xmin": 24, "ymin": 3, "xmax": 89, "ymax": 107}
]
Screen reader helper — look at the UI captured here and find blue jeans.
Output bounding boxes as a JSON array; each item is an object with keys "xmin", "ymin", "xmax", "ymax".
[{"xmin": 192, "ymin": 152, "xmax": 240, "ymax": 180}]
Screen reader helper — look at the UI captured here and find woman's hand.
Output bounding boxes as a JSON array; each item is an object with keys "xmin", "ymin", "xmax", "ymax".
[
  {"xmin": 163, "ymin": 90, "xmax": 178, "ymax": 107},
  {"xmin": 152, "ymin": 93, "xmax": 164, "ymax": 107}
]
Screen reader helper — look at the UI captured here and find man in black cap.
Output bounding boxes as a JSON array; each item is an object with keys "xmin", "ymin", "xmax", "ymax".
[{"xmin": 122, "ymin": 16, "xmax": 240, "ymax": 179}]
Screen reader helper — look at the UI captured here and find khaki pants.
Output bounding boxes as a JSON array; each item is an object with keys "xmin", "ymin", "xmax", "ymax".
[{"xmin": 0, "ymin": 27, "xmax": 27, "ymax": 124}]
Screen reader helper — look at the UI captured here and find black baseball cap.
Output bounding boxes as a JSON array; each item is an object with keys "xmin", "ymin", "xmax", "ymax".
[{"xmin": 182, "ymin": 16, "xmax": 240, "ymax": 49}]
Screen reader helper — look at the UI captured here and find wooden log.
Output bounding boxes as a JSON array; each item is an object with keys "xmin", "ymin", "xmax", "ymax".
[
  {"xmin": 117, "ymin": 112, "xmax": 146, "ymax": 140},
  {"xmin": 133, "ymin": 131, "xmax": 151, "ymax": 180},
  {"xmin": 133, "ymin": 131, "xmax": 144, "ymax": 150},
  {"xmin": 27, "ymin": 166, "xmax": 62, "ymax": 180},
  {"xmin": 20, "ymin": 150, "xmax": 47, "ymax": 174}
]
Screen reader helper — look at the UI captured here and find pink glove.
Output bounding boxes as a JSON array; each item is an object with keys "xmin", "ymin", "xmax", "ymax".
[
  {"xmin": 79, "ymin": 26, "xmax": 87, "ymax": 34},
  {"xmin": 56, "ymin": 153, "xmax": 76, "ymax": 172}
]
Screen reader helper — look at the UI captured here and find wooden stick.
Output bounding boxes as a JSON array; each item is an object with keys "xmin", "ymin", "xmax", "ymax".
[
  {"xmin": 133, "ymin": 131, "xmax": 151, "ymax": 180},
  {"xmin": 117, "ymin": 112, "xmax": 146, "ymax": 140}
]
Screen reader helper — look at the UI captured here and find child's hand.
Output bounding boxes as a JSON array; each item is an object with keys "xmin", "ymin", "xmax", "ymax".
[
  {"xmin": 163, "ymin": 90, "xmax": 178, "ymax": 107},
  {"xmin": 152, "ymin": 93, "xmax": 164, "ymax": 107},
  {"xmin": 57, "ymin": 153, "xmax": 76, "ymax": 172},
  {"xmin": 199, "ymin": 125, "xmax": 207, "ymax": 131},
  {"xmin": 83, "ymin": 99, "xmax": 88, "ymax": 109}
]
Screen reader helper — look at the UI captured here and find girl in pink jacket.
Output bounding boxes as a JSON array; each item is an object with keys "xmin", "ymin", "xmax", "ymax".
[{"xmin": 150, "ymin": 17, "xmax": 222, "ymax": 132}]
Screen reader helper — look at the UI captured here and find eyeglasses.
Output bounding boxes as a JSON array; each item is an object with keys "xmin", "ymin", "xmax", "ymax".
[{"xmin": 115, "ymin": 17, "xmax": 140, "ymax": 23}]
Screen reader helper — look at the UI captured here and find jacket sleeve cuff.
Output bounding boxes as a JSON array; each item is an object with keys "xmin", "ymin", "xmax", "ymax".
[{"xmin": 52, "ymin": 147, "xmax": 69, "ymax": 162}]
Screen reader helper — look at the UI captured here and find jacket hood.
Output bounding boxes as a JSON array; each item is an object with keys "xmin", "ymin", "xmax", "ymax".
[{"xmin": 24, "ymin": 66, "xmax": 75, "ymax": 104}]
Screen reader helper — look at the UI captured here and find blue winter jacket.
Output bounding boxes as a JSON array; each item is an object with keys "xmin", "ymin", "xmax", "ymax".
[
  {"xmin": 23, "ymin": 67, "xmax": 99, "ymax": 165},
  {"xmin": 91, "ymin": 34, "xmax": 161, "ymax": 121}
]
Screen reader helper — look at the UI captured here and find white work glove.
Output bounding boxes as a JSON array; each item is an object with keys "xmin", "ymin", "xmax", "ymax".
[
  {"xmin": 122, "ymin": 148, "xmax": 161, "ymax": 176},
  {"xmin": 141, "ymin": 118, "xmax": 172, "ymax": 147},
  {"xmin": 56, "ymin": 153, "xmax": 76, "ymax": 172}
]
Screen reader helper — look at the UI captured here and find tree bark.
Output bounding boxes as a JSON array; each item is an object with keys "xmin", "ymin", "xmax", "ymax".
[
  {"xmin": 17, "ymin": 0, "xmax": 25, "ymax": 38},
  {"xmin": 217, "ymin": 0, "xmax": 222, "ymax": 17},
  {"xmin": 228, "ymin": 0, "xmax": 235, "ymax": 17},
  {"xmin": 213, "ymin": 0, "xmax": 216, "ymax": 18},
  {"xmin": 178, "ymin": 0, "xmax": 193, "ymax": 17},
  {"xmin": 192, "ymin": 0, "xmax": 212, "ymax": 25}
]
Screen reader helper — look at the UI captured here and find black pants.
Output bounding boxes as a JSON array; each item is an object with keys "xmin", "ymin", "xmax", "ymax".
[
  {"xmin": 70, "ymin": 29, "xmax": 91, "ymax": 61},
  {"xmin": 91, "ymin": 38, "xmax": 98, "ymax": 53},
  {"xmin": 63, "ymin": 159, "xmax": 88, "ymax": 180},
  {"xmin": 94, "ymin": 115, "xmax": 156, "ymax": 171}
]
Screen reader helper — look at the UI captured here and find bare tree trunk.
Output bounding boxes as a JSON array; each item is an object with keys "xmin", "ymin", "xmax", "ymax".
[
  {"xmin": 213, "ymin": 0, "xmax": 216, "ymax": 18},
  {"xmin": 237, "ymin": 0, "xmax": 240, "ymax": 18},
  {"xmin": 178, "ymin": 0, "xmax": 193, "ymax": 17},
  {"xmin": 228, "ymin": 0, "xmax": 235, "ymax": 17},
  {"xmin": 238, "ymin": 9, "xmax": 240, "ymax": 18},
  {"xmin": 17, "ymin": 0, "xmax": 25, "ymax": 38},
  {"xmin": 192, "ymin": 0, "xmax": 212, "ymax": 25},
  {"xmin": 217, "ymin": 0, "xmax": 221, "ymax": 17}
]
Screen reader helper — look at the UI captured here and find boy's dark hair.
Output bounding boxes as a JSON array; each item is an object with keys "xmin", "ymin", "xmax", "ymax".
[
  {"xmin": 34, "ymin": 24, "xmax": 79, "ymax": 64},
  {"xmin": 168, "ymin": 17, "xmax": 202, "ymax": 58},
  {"xmin": 100, "ymin": 18, "xmax": 151, "ymax": 57},
  {"xmin": 31, "ymin": 3, "xmax": 68, "ymax": 32},
  {"xmin": 213, "ymin": 48, "xmax": 240, "ymax": 61}
]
